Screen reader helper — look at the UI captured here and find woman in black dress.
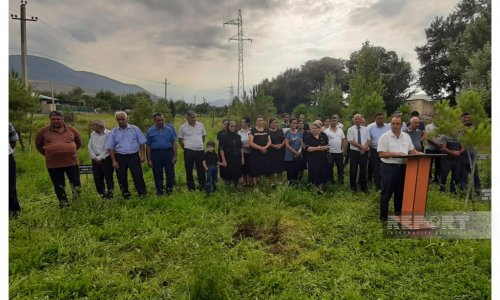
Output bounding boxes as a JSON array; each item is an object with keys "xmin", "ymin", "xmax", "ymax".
[
  {"xmin": 248, "ymin": 116, "xmax": 271, "ymax": 186},
  {"xmin": 220, "ymin": 120, "xmax": 244, "ymax": 187},
  {"xmin": 303, "ymin": 120, "xmax": 330, "ymax": 193},
  {"xmin": 267, "ymin": 118, "xmax": 286, "ymax": 181},
  {"xmin": 217, "ymin": 119, "xmax": 229, "ymax": 179}
]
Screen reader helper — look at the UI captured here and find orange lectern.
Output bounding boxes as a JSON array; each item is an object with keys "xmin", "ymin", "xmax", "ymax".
[{"xmin": 391, "ymin": 154, "xmax": 447, "ymax": 231}]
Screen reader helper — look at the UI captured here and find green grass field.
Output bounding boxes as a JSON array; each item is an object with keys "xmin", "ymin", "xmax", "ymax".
[{"xmin": 9, "ymin": 114, "xmax": 491, "ymax": 299}]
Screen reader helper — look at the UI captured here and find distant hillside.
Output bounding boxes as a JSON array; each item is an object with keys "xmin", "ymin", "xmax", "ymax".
[{"xmin": 9, "ymin": 55, "xmax": 156, "ymax": 97}]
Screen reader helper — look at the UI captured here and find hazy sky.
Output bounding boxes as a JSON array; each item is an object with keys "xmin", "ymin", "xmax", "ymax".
[{"xmin": 8, "ymin": 0, "xmax": 461, "ymax": 103}]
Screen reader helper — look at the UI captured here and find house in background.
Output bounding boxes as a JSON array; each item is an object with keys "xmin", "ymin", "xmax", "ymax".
[
  {"xmin": 405, "ymin": 93, "xmax": 436, "ymax": 120},
  {"xmin": 37, "ymin": 94, "xmax": 93, "ymax": 113}
]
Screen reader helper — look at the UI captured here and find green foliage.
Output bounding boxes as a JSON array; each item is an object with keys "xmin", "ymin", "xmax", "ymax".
[
  {"xmin": 256, "ymin": 57, "xmax": 348, "ymax": 113},
  {"xmin": 416, "ymin": 0, "xmax": 491, "ymax": 105},
  {"xmin": 130, "ymin": 98, "xmax": 154, "ymax": 132},
  {"xmin": 346, "ymin": 42, "xmax": 385, "ymax": 120},
  {"xmin": 462, "ymin": 42, "xmax": 491, "ymax": 114},
  {"xmin": 347, "ymin": 41, "xmax": 414, "ymax": 114},
  {"xmin": 153, "ymin": 99, "xmax": 172, "ymax": 120},
  {"xmin": 9, "ymin": 77, "xmax": 40, "ymax": 148},
  {"xmin": 169, "ymin": 99, "xmax": 177, "ymax": 118},
  {"xmin": 232, "ymin": 89, "xmax": 277, "ymax": 122},
  {"xmin": 292, "ymin": 104, "xmax": 308, "ymax": 119},
  {"xmin": 190, "ymin": 258, "xmax": 229, "ymax": 300},
  {"xmin": 315, "ymin": 73, "xmax": 345, "ymax": 118},
  {"xmin": 431, "ymin": 100, "xmax": 463, "ymax": 138},
  {"xmin": 8, "ymin": 114, "xmax": 491, "ymax": 299},
  {"xmin": 396, "ymin": 102, "xmax": 412, "ymax": 121},
  {"xmin": 175, "ymin": 100, "xmax": 195, "ymax": 116},
  {"xmin": 359, "ymin": 92, "xmax": 385, "ymax": 123},
  {"xmin": 228, "ymin": 97, "xmax": 244, "ymax": 118},
  {"xmin": 432, "ymin": 91, "xmax": 490, "ymax": 150}
]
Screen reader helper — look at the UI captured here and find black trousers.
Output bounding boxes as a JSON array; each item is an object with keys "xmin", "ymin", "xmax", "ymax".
[
  {"xmin": 369, "ymin": 148, "xmax": 382, "ymax": 189},
  {"xmin": 184, "ymin": 149, "xmax": 206, "ymax": 191},
  {"xmin": 425, "ymin": 148, "xmax": 442, "ymax": 181},
  {"xmin": 115, "ymin": 153, "xmax": 147, "ymax": 198},
  {"xmin": 9, "ymin": 154, "xmax": 21, "ymax": 214},
  {"xmin": 379, "ymin": 163, "xmax": 406, "ymax": 221},
  {"xmin": 47, "ymin": 165, "xmax": 81, "ymax": 207},
  {"xmin": 329, "ymin": 153, "xmax": 344, "ymax": 184},
  {"xmin": 92, "ymin": 156, "xmax": 114, "ymax": 197},
  {"xmin": 285, "ymin": 160, "xmax": 302, "ymax": 185},
  {"xmin": 349, "ymin": 150, "xmax": 368, "ymax": 191},
  {"xmin": 440, "ymin": 156, "xmax": 463, "ymax": 193},
  {"xmin": 151, "ymin": 148, "xmax": 175, "ymax": 194}
]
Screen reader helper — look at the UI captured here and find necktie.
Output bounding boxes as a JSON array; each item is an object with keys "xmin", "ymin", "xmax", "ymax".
[{"xmin": 357, "ymin": 126, "xmax": 362, "ymax": 144}]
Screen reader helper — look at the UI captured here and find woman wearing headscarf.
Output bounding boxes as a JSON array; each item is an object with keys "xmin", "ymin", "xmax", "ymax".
[
  {"xmin": 303, "ymin": 120, "xmax": 330, "ymax": 193},
  {"xmin": 217, "ymin": 119, "xmax": 229, "ymax": 179},
  {"xmin": 220, "ymin": 120, "xmax": 244, "ymax": 187}
]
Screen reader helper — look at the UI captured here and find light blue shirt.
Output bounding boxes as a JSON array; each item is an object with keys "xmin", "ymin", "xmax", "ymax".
[
  {"xmin": 369, "ymin": 123, "xmax": 391, "ymax": 149},
  {"xmin": 106, "ymin": 124, "xmax": 147, "ymax": 154},
  {"xmin": 146, "ymin": 125, "xmax": 176, "ymax": 149}
]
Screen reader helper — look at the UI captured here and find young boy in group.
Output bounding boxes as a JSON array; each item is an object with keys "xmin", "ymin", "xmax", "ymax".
[{"xmin": 203, "ymin": 141, "xmax": 219, "ymax": 196}]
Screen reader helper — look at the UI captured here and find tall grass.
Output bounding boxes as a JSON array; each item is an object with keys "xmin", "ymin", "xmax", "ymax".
[{"xmin": 9, "ymin": 113, "xmax": 491, "ymax": 299}]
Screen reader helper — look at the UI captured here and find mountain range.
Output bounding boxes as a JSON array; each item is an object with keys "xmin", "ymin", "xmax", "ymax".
[{"xmin": 8, "ymin": 55, "xmax": 155, "ymax": 97}]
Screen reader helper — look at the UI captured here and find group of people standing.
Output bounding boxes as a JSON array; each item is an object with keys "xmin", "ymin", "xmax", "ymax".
[{"xmin": 8, "ymin": 109, "xmax": 481, "ymax": 223}]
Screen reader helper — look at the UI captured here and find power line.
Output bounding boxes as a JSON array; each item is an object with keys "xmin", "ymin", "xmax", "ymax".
[
  {"xmin": 223, "ymin": 9, "xmax": 252, "ymax": 99},
  {"xmin": 10, "ymin": 0, "xmax": 38, "ymax": 86}
]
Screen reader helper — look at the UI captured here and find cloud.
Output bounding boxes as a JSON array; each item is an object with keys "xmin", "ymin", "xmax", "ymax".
[
  {"xmin": 67, "ymin": 28, "xmax": 96, "ymax": 43},
  {"xmin": 8, "ymin": 0, "xmax": 463, "ymax": 100}
]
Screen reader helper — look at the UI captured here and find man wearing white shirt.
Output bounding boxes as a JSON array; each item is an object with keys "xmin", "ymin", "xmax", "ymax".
[
  {"xmin": 368, "ymin": 113, "xmax": 390, "ymax": 191},
  {"xmin": 377, "ymin": 116, "xmax": 419, "ymax": 221},
  {"xmin": 178, "ymin": 111, "xmax": 207, "ymax": 191},
  {"xmin": 324, "ymin": 115, "xmax": 347, "ymax": 184},
  {"xmin": 88, "ymin": 120, "xmax": 114, "ymax": 199},
  {"xmin": 347, "ymin": 114, "xmax": 371, "ymax": 192}
]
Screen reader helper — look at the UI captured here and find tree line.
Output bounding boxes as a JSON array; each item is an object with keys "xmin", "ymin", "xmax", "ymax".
[{"xmin": 9, "ymin": 0, "xmax": 490, "ymax": 146}]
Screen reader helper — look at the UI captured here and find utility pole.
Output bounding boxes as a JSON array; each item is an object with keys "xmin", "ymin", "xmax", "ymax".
[
  {"xmin": 164, "ymin": 78, "xmax": 170, "ymax": 100},
  {"xmin": 51, "ymin": 81, "xmax": 55, "ymax": 111},
  {"xmin": 11, "ymin": 0, "xmax": 38, "ymax": 87},
  {"xmin": 223, "ymin": 9, "xmax": 252, "ymax": 99},
  {"xmin": 228, "ymin": 83, "xmax": 234, "ymax": 106}
]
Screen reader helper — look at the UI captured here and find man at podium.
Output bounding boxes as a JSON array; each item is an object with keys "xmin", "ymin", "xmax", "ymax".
[{"xmin": 377, "ymin": 116, "xmax": 419, "ymax": 222}]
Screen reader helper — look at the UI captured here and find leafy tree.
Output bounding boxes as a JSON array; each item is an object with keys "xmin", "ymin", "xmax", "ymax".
[
  {"xmin": 95, "ymin": 90, "xmax": 120, "ymax": 110},
  {"xmin": 431, "ymin": 90, "xmax": 490, "ymax": 206},
  {"xmin": 395, "ymin": 103, "xmax": 412, "ymax": 123},
  {"xmin": 169, "ymin": 99, "xmax": 176, "ymax": 118},
  {"xmin": 315, "ymin": 73, "xmax": 345, "ymax": 118},
  {"xmin": 9, "ymin": 75, "xmax": 39, "ymax": 151},
  {"xmin": 242, "ymin": 88, "xmax": 277, "ymax": 122},
  {"xmin": 462, "ymin": 42, "xmax": 491, "ymax": 114},
  {"xmin": 195, "ymin": 102, "xmax": 210, "ymax": 115},
  {"xmin": 346, "ymin": 42, "xmax": 385, "ymax": 121},
  {"xmin": 416, "ymin": 0, "xmax": 490, "ymax": 106},
  {"xmin": 175, "ymin": 100, "xmax": 194, "ymax": 116},
  {"xmin": 129, "ymin": 98, "xmax": 154, "ymax": 132},
  {"xmin": 154, "ymin": 99, "xmax": 171, "ymax": 117},
  {"xmin": 347, "ymin": 41, "xmax": 414, "ymax": 114},
  {"xmin": 256, "ymin": 57, "xmax": 349, "ymax": 113},
  {"xmin": 228, "ymin": 97, "xmax": 244, "ymax": 118},
  {"xmin": 292, "ymin": 104, "xmax": 308, "ymax": 119}
]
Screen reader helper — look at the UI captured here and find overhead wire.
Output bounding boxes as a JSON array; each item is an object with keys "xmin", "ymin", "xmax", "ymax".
[{"xmin": 11, "ymin": 2, "xmax": 230, "ymax": 100}]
